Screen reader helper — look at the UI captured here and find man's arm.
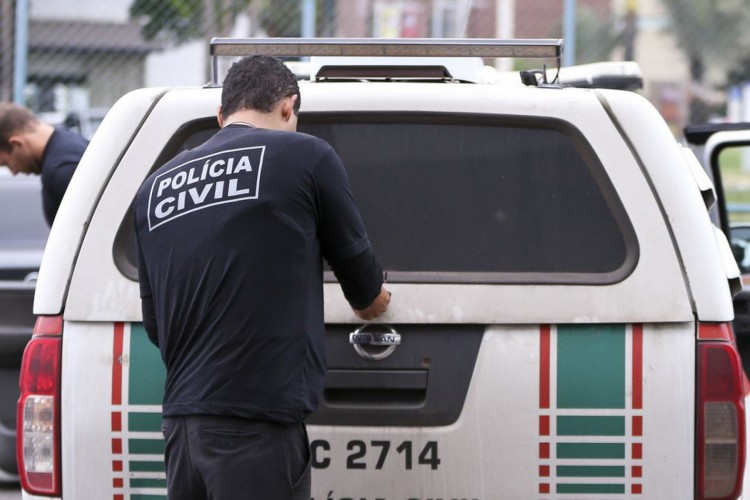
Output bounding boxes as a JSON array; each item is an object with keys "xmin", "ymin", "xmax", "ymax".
[
  {"xmin": 354, "ymin": 286, "xmax": 391, "ymax": 320},
  {"xmin": 41, "ymin": 157, "xmax": 78, "ymax": 225},
  {"xmin": 315, "ymin": 148, "xmax": 390, "ymax": 320},
  {"xmin": 134, "ymin": 213, "xmax": 159, "ymax": 346},
  {"xmin": 329, "ymin": 247, "xmax": 390, "ymax": 320}
]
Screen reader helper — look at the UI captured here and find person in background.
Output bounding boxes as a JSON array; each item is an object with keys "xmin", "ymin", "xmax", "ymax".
[
  {"xmin": 134, "ymin": 55, "xmax": 390, "ymax": 499},
  {"xmin": 0, "ymin": 103, "xmax": 88, "ymax": 225}
]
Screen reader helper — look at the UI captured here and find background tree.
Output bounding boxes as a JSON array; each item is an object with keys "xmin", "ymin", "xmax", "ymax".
[
  {"xmin": 129, "ymin": 0, "xmax": 299, "ymax": 81},
  {"xmin": 129, "ymin": 0, "xmax": 334, "ymax": 42},
  {"xmin": 659, "ymin": 0, "xmax": 750, "ymax": 122},
  {"xmin": 569, "ymin": 5, "xmax": 623, "ymax": 65},
  {"xmin": 535, "ymin": 5, "xmax": 622, "ymax": 72},
  {"xmin": 130, "ymin": 0, "xmax": 251, "ymax": 42}
]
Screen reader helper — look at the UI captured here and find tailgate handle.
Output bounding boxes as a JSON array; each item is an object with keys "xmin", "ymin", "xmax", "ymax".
[
  {"xmin": 323, "ymin": 369, "xmax": 428, "ymax": 407},
  {"xmin": 325, "ymin": 369, "xmax": 427, "ymax": 390}
]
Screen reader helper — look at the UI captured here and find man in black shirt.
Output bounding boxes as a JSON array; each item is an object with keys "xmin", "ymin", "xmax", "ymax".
[
  {"xmin": 135, "ymin": 55, "xmax": 390, "ymax": 499},
  {"xmin": 0, "ymin": 103, "xmax": 88, "ymax": 225}
]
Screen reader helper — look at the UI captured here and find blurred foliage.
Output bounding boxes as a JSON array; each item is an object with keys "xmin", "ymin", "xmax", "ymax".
[
  {"xmin": 258, "ymin": 0, "xmax": 302, "ymax": 37},
  {"xmin": 549, "ymin": 5, "xmax": 623, "ymax": 65},
  {"xmin": 659, "ymin": 0, "xmax": 750, "ymax": 122},
  {"xmin": 129, "ymin": 0, "xmax": 335, "ymax": 41},
  {"xmin": 728, "ymin": 57, "xmax": 750, "ymax": 87},
  {"xmin": 130, "ymin": 0, "xmax": 204, "ymax": 42},
  {"xmin": 660, "ymin": 0, "xmax": 750, "ymax": 81}
]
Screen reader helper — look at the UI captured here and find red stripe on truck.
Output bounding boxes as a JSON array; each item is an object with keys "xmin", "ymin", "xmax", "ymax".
[
  {"xmin": 633, "ymin": 324, "xmax": 643, "ymax": 409},
  {"xmin": 112, "ymin": 323, "xmax": 124, "ymax": 405},
  {"xmin": 540, "ymin": 324, "xmax": 550, "ymax": 409}
]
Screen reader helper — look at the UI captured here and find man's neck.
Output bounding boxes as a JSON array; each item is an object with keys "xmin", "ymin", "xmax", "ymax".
[
  {"xmin": 221, "ymin": 97, "xmax": 297, "ymax": 132},
  {"xmin": 224, "ymin": 110, "xmax": 280, "ymax": 130},
  {"xmin": 28, "ymin": 122, "xmax": 55, "ymax": 162}
]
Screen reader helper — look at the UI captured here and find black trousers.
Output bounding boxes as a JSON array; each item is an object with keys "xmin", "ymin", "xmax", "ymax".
[{"xmin": 162, "ymin": 415, "xmax": 311, "ymax": 500}]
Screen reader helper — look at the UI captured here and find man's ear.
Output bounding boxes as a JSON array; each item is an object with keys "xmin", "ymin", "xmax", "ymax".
[
  {"xmin": 216, "ymin": 106, "xmax": 225, "ymax": 128},
  {"xmin": 281, "ymin": 95, "xmax": 298, "ymax": 122},
  {"xmin": 7, "ymin": 135, "xmax": 24, "ymax": 150}
]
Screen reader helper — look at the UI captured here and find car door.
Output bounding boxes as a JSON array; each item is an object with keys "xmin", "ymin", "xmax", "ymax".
[{"xmin": 685, "ymin": 125, "xmax": 750, "ymax": 366}]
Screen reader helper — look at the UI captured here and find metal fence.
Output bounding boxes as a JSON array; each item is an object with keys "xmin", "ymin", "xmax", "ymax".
[{"xmin": 1, "ymin": 0, "xmax": 749, "ymax": 134}]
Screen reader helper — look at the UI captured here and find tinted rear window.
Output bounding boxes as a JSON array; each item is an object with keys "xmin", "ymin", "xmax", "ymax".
[
  {"xmin": 119, "ymin": 113, "xmax": 637, "ymax": 285},
  {"xmin": 300, "ymin": 113, "xmax": 637, "ymax": 283}
]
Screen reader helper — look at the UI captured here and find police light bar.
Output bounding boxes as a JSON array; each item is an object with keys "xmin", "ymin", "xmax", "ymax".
[{"xmin": 208, "ymin": 38, "xmax": 564, "ymax": 86}]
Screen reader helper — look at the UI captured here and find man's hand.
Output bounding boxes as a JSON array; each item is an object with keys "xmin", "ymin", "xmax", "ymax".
[{"xmin": 354, "ymin": 286, "xmax": 391, "ymax": 320}]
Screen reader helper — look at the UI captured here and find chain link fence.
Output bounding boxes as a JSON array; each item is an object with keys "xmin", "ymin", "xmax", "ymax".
[{"xmin": 1, "ymin": 0, "xmax": 749, "ymax": 134}]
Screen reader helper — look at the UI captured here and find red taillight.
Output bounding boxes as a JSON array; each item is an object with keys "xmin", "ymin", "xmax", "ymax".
[
  {"xmin": 17, "ymin": 315, "xmax": 62, "ymax": 496},
  {"xmin": 697, "ymin": 323, "xmax": 746, "ymax": 500}
]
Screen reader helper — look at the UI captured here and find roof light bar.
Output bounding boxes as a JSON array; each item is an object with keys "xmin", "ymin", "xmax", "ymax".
[{"xmin": 209, "ymin": 37, "xmax": 564, "ymax": 86}]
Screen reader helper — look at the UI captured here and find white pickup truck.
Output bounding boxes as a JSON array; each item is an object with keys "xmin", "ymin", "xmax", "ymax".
[{"xmin": 16, "ymin": 38, "xmax": 749, "ymax": 500}]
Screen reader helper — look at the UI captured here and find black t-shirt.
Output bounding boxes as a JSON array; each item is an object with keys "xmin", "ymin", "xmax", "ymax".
[
  {"xmin": 134, "ymin": 124, "xmax": 383, "ymax": 423},
  {"xmin": 40, "ymin": 127, "xmax": 88, "ymax": 225}
]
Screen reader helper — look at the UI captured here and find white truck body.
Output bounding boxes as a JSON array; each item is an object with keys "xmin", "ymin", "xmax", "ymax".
[{"xmin": 18, "ymin": 39, "xmax": 747, "ymax": 500}]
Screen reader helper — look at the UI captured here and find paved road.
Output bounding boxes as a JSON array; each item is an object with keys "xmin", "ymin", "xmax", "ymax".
[{"xmin": 0, "ymin": 485, "xmax": 21, "ymax": 499}]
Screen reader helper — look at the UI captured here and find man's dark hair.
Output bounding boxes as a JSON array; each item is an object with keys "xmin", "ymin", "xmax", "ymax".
[
  {"xmin": 221, "ymin": 55, "xmax": 300, "ymax": 119},
  {"xmin": 0, "ymin": 103, "xmax": 37, "ymax": 152}
]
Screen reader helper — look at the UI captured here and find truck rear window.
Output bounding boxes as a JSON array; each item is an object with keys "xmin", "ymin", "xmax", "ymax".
[
  {"xmin": 301, "ymin": 113, "xmax": 636, "ymax": 284},
  {"xmin": 118, "ymin": 113, "xmax": 636, "ymax": 285}
]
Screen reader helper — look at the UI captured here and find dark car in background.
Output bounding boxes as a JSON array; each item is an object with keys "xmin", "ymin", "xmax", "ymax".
[
  {"xmin": 0, "ymin": 111, "xmax": 98, "ymax": 482},
  {"xmin": 0, "ymin": 168, "xmax": 49, "ymax": 480}
]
